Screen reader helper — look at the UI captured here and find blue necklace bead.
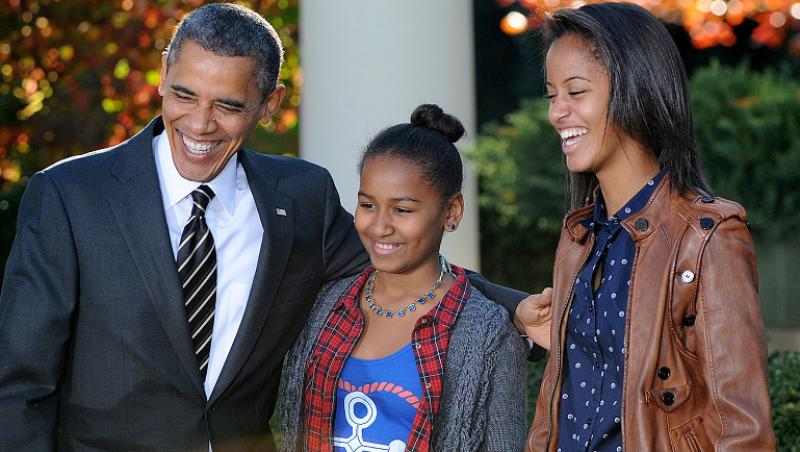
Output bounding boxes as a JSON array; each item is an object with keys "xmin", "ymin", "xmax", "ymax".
[{"xmin": 362, "ymin": 267, "xmax": 445, "ymax": 320}]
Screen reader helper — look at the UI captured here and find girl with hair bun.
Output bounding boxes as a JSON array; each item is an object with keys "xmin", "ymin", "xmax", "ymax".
[
  {"xmin": 527, "ymin": 2, "xmax": 775, "ymax": 451},
  {"xmin": 279, "ymin": 104, "xmax": 531, "ymax": 451}
]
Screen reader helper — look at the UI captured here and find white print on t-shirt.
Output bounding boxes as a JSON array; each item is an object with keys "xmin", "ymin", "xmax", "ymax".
[{"xmin": 332, "ymin": 391, "xmax": 406, "ymax": 452}]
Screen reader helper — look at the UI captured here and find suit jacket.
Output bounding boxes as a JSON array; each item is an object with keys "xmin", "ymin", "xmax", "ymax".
[{"xmin": 0, "ymin": 117, "xmax": 369, "ymax": 451}]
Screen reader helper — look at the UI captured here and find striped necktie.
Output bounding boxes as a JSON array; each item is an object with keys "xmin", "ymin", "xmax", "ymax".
[{"xmin": 177, "ymin": 185, "xmax": 217, "ymax": 380}]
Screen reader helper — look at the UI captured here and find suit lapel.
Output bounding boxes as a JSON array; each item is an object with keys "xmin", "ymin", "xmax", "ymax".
[
  {"xmin": 209, "ymin": 150, "xmax": 294, "ymax": 404},
  {"xmin": 108, "ymin": 117, "xmax": 205, "ymax": 396}
]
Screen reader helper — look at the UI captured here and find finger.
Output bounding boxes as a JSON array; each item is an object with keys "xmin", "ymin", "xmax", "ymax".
[
  {"xmin": 539, "ymin": 287, "xmax": 553, "ymax": 304},
  {"xmin": 528, "ymin": 288, "xmax": 553, "ymax": 310},
  {"xmin": 519, "ymin": 300, "xmax": 552, "ymax": 326}
]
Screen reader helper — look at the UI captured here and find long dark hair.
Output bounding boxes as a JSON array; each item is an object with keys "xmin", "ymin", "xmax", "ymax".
[{"xmin": 544, "ymin": 2, "xmax": 711, "ymax": 209}]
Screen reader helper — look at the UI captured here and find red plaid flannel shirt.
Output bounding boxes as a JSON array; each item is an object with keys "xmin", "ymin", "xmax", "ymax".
[{"xmin": 302, "ymin": 264, "xmax": 470, "ymax": 452}]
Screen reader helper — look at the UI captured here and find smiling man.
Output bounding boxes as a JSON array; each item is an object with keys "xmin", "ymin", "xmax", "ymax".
[{"xmin": 0, "ymin": 4, "xmax": 369, "ymax": 451}]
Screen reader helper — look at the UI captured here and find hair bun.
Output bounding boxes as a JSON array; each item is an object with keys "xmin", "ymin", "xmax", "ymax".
[{"xmin": 410, "ymin": 104, "xmax": 465, "ymax": 144}]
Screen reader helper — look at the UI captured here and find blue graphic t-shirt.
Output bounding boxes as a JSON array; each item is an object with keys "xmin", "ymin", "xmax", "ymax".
[{"xmin": 333, "ymin": 343, "xmax": 422, "ymax": 452}]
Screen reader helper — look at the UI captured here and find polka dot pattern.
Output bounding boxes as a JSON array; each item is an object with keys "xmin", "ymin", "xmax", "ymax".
[{"xmin": 557, "ymin": 172, "xmax": 663, "ymax": 451}]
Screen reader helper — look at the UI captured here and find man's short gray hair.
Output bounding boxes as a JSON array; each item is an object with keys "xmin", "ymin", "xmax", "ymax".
[{"xmin": 165, "ymin": 3, "xmax": 284, "ymax": 101}]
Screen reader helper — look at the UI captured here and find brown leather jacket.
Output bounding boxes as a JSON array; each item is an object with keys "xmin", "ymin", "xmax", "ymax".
[{"xmin": 527, "ymin": 177, "xmax": 776, "ymax": 451}]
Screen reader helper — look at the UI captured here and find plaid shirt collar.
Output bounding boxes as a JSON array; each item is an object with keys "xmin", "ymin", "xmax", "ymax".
[{"xmin": 303, "ymin": 264, "xmax": 470, "ymax": 452}]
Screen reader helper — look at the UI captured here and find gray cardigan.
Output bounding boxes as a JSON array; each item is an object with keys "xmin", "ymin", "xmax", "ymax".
[{"xmin": 279, "ymin": 276, "xmax": 528, "ymax": 451}]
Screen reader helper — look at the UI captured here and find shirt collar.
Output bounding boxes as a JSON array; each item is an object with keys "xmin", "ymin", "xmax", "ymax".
[
  {"xmin": 154, "ymin": 131, "xmax": 238, "ymax": 215},
  {"xmin": 336, "ymin": 269, "xmax": 370, "ymax": 312},
  {"xmin": 582, "ymin": 171, "xmax": 666, "ymax": 231}
]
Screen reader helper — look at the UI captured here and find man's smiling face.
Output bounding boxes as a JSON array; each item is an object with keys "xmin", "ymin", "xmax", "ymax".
[{"xmin": 158, "ymin": 39, "xmax": 283, "ymax": 182}]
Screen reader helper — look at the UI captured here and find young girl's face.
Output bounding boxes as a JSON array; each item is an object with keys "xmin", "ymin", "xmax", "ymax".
[
  {"xmin": 545, "ymin": 34, "xmax": 627, "ymax": 176},
  {"xmin": 355, "ymin": 154, "xmax": 456, "ymax": 275}
]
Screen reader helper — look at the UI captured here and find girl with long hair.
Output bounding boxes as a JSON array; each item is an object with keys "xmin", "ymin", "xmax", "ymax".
[{"xmin": 527, "ymin": 3, "xmax": 776, "ymax": 450}]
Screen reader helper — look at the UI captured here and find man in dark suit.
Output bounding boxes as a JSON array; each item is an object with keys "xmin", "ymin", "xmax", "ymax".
[
  {"xmin": 0, "ymin": 4, "xmax": 370, "ymax": 451},
  {"xmin": 0, "ymin": 4, "xmax": 545, "ymax": 451}
]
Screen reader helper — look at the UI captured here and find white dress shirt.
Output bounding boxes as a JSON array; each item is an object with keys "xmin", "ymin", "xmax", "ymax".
[{"xmin": 153, "ymin": 132, "xmax": 263, "ymax": 398}]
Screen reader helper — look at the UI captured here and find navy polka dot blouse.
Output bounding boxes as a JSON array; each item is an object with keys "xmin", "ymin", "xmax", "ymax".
[{"xmin": 556, "ymin": 172, "xmax": 664, "ymax": 452}]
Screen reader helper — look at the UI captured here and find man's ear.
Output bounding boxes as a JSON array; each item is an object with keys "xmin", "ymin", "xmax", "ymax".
[
  {"xmin": 158, "ymin": 51, "xmax": 168, "ymax": 96},
  {"xmin": 260, "ymin": 84, "xmax": 286, "ymax": 123}
]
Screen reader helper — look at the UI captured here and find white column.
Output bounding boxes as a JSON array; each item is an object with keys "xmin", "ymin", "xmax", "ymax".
[{"xmin": 299, "ymin": 0, "xmax": 480, "ymax": 270}]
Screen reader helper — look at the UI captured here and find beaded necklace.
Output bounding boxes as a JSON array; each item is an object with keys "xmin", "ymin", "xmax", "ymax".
[{"xmin": 363, "ymin": 256, "xmax": 451, "ymax": 319}]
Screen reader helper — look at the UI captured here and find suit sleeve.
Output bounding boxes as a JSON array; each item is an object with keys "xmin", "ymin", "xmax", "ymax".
[
  {"xmin": 465, "ymin": 271, "xmax": 528, "ymax": 315},
  {"xmin": 0, "ymin": 171, "xmax": 78, "ymax": 450},
  {"xmin": 319, "ymin": 170, "xmax": 369, "ymax": 282},
  {"xmin": 481, "ymin": 318, "xmax": 528, "ymax": 451},
  {"xmin": 466, "ymin": 272, "xmax": 545, "ymax": 361},
  {"xmin": 696, "ymin": 217, "xmax": 776, "ymax": 450}
]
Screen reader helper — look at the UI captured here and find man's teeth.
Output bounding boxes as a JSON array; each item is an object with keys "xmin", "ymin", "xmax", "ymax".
[
  {"xmin": 559, "ymin": 128, "xmax": 588, "ymax": 140},
  {"xmin": 182, "ymin": 135, "xmax": 220, "ymax": 154},
  {"xmin": 375, "ymin": 242, "xmax": 398, "ymax": 250}
]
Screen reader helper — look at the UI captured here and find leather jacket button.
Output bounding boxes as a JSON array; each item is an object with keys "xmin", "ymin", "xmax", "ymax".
[
  {"xmin": 680, "ymin": 270, "xmax": 695, "ymax": 283},
  {"xmin": 700, "ymin": 217, "xmax": 714, "ymax": 230},
  {"xmin": 700, "ymin": 195, "xmax": 715, "ymax": 203},
  {"xmin": 634, "ymin": 218, "xmax": 649, "ymax": 231},
  {"xmin": 662, "ymin": 391, "xmax": 675, "ymax": 406},
  {"xmin": 682, "ymin": 314, "xmax": 696, "ymax": 326},
  {"xmin": 658, "ymin": 367, "xmax": 671, "ymax": 380}
]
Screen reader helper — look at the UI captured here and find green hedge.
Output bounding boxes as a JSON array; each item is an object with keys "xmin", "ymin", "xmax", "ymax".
[
  {"xmin": 468, "ymin": 97, "xmax": 565, "ymax": 294},
  {"xmin": 770, "ymin": 350, "xmax": 800, "ymax": 449},
  {"xmin": 693, "ymin": 63, "xmax": 800, "ymax": 239}
]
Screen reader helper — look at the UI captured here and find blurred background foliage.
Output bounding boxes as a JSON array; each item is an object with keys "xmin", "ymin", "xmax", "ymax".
[
  {"xmin": 0, "ymin": 0, "xmax": 299, "ymax": 191},
  {"xmin": 499, "ymin": 0, "xmax": 800, "ymax": 52},
  {"xmin": 693, "ymin": 62, "xmax": 800, "ymax": 239},
  {"xmin": 475, "ymin": 0, "xmax": 800, "ymax": 130},
  {"xmin": 769, "ymin": 350, "xmax": 800, "ymax": 449}
]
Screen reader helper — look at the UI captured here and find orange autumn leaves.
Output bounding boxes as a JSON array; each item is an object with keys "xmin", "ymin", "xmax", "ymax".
[{"xmin": 499, "ymin": 0, "xmax": 800, "ymax": 50}]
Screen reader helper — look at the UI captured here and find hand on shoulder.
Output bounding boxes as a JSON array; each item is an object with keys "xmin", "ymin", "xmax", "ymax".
[{"xmin": 514, "ymin": 288, "xmax": 553, "ymax": 350}]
